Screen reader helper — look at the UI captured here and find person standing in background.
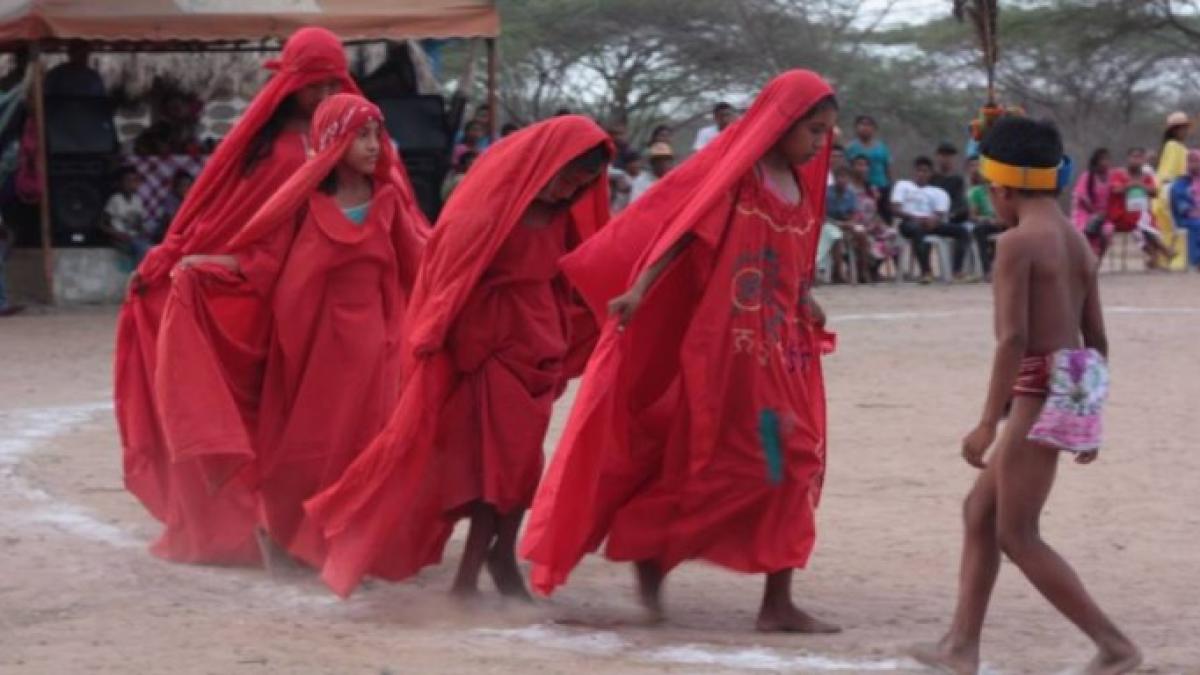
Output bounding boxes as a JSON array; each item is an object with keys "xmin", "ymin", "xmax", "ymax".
[
  {"xmin": 1152, "ymin": 111, "xmax": 1191, "ymax": 270},
  {"xmin": 846, "ymin": 115, "xmax": 893, "ymax": 222},
  {"xmin": 692, "ymin": 102, "xmax": 736, "ymax": 151}
]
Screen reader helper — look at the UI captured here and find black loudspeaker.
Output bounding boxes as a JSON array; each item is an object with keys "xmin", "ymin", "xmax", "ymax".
[
  {"xmin": 43, "ymin": 95, "xmax": 118, "ymax": 246},
  {"xmin": 44, "ymin": 96, "xmax": 118, "ymax": 155},
  {"xmin": 49, "ymin": 155, "xmax": 114, "ymax": 247},
  {"xmin": 374, "ymin": 95, "xmax": 451, "ymax": 221}
]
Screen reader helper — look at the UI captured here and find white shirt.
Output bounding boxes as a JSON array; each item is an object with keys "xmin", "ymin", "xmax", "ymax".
[
  {"xmin": 692, "ymin": 124, "xmax": 720, "ymax": 152},
  {"xmin": 630, "ymin": 172, "xmax": 658, "ymax": 201},
  {"xmin": 890, "ymin": 180, "xmax": 949, "ymax": 220},
  {"xmin": 104, "ymin": 193, "xmax": 146, "ymax": 236}
]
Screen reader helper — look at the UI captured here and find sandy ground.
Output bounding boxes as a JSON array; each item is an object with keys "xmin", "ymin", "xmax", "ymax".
[{"xmin": 1, "ymin": 272, "xmax": 1199, "ymax": 675}]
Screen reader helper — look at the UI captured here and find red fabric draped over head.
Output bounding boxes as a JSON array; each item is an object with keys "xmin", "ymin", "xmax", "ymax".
[
  {"xmin": 304, "ymin": 115, "xmax": 612, "ymax": 597},
  {"xmin": 406, "ymin": 114, "xmax": 613, "ymax": 358},
  {"xmin": 521, "ymin": 69, "xmax": 837, "ymax": 595},
  {"xmin": 561, "ymin": 69, "xmax": 835, "ymax": 319},
  {"xmin": 136, "ymin": 26, "xmax": 360, "ymax": 284},
  {"xmin": 115, "ymin": 27, "xmax": 357, "ymax": 535},
  {"xmin": 233, "ymin": 92, "xmax": 428, "ymax": 252}
]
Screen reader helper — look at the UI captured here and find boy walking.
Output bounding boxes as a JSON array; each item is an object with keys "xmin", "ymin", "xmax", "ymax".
[{"xmin": 912, "ymin": 116, "xmax": 1140, "ymax": 674}]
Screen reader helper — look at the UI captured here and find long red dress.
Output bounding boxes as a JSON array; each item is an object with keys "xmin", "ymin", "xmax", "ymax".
[
  {"xmin": 305, "ymin": 115, "xmax": 612, "ymax": 597},
  {"xmin": 202, "ymin": 94, "xmax": 426, "ymax": 568},
  {"xmin": 521, "ymin": 70, "xmax": 837, "ymax": 595},
  {"xmin": 113, "ymin": 28, "xmax": 403, "ymax": 565},
  {"xmin": 439, "ymin": 214, "xmax": 573, "ymax": 516}
]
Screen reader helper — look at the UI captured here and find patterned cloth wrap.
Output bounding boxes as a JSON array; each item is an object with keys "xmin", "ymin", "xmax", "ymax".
[
  {"xmin": 130, "ymin": 154, "xmax": 208, "ymax": 226},
  {"xmin": 1027, "ymin": 348, "xmax": 1109, "ymax": 454}
]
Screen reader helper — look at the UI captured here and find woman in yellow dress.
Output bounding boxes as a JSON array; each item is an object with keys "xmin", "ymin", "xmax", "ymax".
[{"xmin": 1153, "ymin": 111, "xmax": 1192, "ymax": 270}]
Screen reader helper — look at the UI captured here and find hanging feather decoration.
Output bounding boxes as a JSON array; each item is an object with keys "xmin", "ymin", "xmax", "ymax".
[
  {"xmin": 954, "ymin": 0, "xmax": 1014, "ymax": 142},
  {"xmin": 953, "ymin": 0, "xmax": 999, "ymax": 104}
]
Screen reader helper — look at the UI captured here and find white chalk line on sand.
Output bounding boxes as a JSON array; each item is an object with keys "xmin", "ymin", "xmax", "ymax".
[
  {"xmin": 0, "ymin": 401, "xmax": 137, "ymax": 548},
  {"xmin": 0, "ymin": 400, "xmax": 348, "ymax": 609},
  {"xmin": 837, "ymin": 306, "xmax": 1200, "ymax": 322},
  {"xmin": 473, "ymin": 624, "xmax": 1008, "ymax": 673}
]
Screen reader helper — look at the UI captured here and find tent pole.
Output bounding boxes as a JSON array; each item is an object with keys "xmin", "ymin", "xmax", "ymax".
[
  {"xmin": 30, "ymin": 42, "xmax": 54, "ymax": 304},
  {"xmin": 485, "ymin": 37, "xmax": 497, "ymax": 139}
]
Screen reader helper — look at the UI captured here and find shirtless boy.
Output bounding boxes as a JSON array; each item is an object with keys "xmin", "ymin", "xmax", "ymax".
[{"xmin": 912, "ymin": 116, "xmax": 1141, "ymax": 675}]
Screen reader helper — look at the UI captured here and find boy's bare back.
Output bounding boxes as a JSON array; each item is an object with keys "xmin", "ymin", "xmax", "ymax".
[{"xmin": 996, "ymin": 204, "xmax": 1106, "ymax": 357}]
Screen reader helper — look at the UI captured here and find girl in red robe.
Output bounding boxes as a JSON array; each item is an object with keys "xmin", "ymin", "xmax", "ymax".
[
  {"xmin": 191, "ymin": 94, "xmax": 427, "ymax": 571},
  {"xmin": 304, "ymin": 116, "xmax": 612, "ymax": 598},
  {"xmin": 521, "ymin": 70, "xmax": 841, "ymax": 632},
  {"xmin": 114, "ymin": 28, "xmax": 374, "ymax": 565}
]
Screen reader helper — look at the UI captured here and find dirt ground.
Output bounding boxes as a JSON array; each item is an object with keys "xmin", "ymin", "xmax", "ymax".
[{"xmin": 1, "ymin": 272, "xmax": 1198, "ymax": 675}]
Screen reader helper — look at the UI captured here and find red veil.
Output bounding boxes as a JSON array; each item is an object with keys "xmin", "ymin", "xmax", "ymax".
[
  {"xmin": 114, "ymin": 28, "xmax": 365, "ymax": 563},
  {"xmin": 305, "ymin": 115, "xmax": 612, "ymax": 596},
  {"xmin": 521, "ymin": 70, "xmax": 836, "ymax": 594}
]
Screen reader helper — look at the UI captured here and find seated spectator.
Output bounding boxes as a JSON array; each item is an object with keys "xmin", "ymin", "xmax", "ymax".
[
  {"xmin": 452, "ymin": 120, "xmax": 487, "ymax": 165},
  {"xmin": 1073, "ymin": 148, "xmax": 1114, "ymax": 256},
  {"xmin": 894, "ymin": 156, "xmax": 967, "ymax": 283},
  {"xmin": 1110, "ymin": 146, "xmax": 1173, "ymax": 268},
  {"xmin": 827, "ymin": 143, "xmax": 847, "ymax": 185},
  {"xmin": 693, "ymin": 102, "xmax": 735, "ymax": 151},
  {"xmin": 850, "ymin": 154, "xmax": 900, "ymax": 281},
  {"xmin": 1168, "ymin": 149, "xmax": 1200, "ymax": 271},
  {"xmin": 822, "ymin": 165, "xmax": 870, "ymax": 283},
  {"xmin": 966, "ymin": 156, "xmax": 1003, "ymax": 279},
  {"xmin": 44, "ymin": 41, "xmax": 105, "ymax": 98},
  {"xmin": 100, "ymin": 166, "xmax": 152, "ymax": 266},
  {"xmin": 454, "ymin": 104, "xmax": 493, "ymax": 150},
  {"xmin": 931, "ymin": 141, "xmax": 970, "ymax": 229},
  {"xmin": 154, "ymin": 170, "xmax": 194, "ymax": 244},
  {"xmin": 442, "ymin": 150, "xmax": 478, "ymax": 201},
  {"xmin": 631, "ymin": 142, "xmax": 674, "ymax": 201}
]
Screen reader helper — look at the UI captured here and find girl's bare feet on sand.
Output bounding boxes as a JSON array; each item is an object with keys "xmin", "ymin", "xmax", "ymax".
[
  {"xmin": 908, "ymin": 641, "xmax": 979, "ymax": 675},
  {"xmin": 486, "ymin": 546, "xmax": 533, "ymax": 602},
  {"xmin": 755, "ymin": 600, "xmax": 841, "ymax": 634},
  {"xmin": 634, "ymin": 561, "xmax": 666, "ymax": 624},
  {"xmin": 1082, "ymin": 643, "xmax": 1143, "ymax": 675}
]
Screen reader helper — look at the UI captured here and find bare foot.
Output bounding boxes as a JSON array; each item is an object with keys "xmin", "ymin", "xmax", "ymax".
[
  {"xmin": 486, "ymin": 547, "xmax": 533, "ymax": 602},
  {"xmin": 634, "ymin": 561, "xmax": 665, "ymax": 624},
  {"xmin": 755, "ymin": 601, "xmax": 841, "ymax": 634},
  {"xmin": 907, "ymin": 641, "xmax": 978, "ymax": 675},
  {"xmin": 1081, "ymin": 644, "xmax": 1143, "ymax": 675},
  {"xmin": 255, "ymin": 528, "xmax": 302, "ymax": 577}
]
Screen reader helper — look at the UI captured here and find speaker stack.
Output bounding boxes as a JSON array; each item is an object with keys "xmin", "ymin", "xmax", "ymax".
[
  {"xmin": 373, "ymin": 94, "xmax": 451, "ymax": 222},
  {"xmin": 45, "ymin": 95, "xmax": 119, "ymax": 247}
]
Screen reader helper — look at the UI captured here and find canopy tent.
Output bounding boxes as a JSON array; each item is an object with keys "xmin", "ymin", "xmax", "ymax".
[
  {"xmin": 0, "ymin": 1, "xmax": 498, "ymax": 44},
  {"xmin": 0, "ymin": 0, "xmax": 499, "ymax": 303}
]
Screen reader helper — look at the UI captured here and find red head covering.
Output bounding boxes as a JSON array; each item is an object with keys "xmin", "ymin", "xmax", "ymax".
[
  {"xmin": 232, "ymin": 92, "xmax": 428, "ymax": 250},
  {"xmin": 522, "ymin": 70, "xmax": 837, "ymax": 595},
  {"xmin": 405, "ymin": 114, "xmax": 613, "ymax": 356},
  {"xmin": 136, "ymin": 26, "xmax": 358, "ymax": 284},
  {"xmin": 561, "ymin": 69, "xmax": 835, "ymax": 318},
  {"xmin": 303, "ymin": 115, "xmax": 613, "ymax": 597}
]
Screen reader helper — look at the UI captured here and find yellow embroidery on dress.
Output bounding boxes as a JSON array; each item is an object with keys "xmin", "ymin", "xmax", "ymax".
[{"xmin": 734, "ymin": 203, "xmax": 814, "ymax": 236}]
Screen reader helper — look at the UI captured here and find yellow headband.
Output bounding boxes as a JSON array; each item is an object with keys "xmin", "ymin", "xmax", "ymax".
[{"xmin": 980, "ymin": 156, "xmax": 1059, "ymax": 190}]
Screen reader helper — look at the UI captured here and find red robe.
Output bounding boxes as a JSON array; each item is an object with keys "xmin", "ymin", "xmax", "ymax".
[
  {"xmin": 521, "ymin": 70, "xmax": 837, "ymax": 595},
  {"xmin": 113, "ymin": 29, "xmax": 407, "ymax": 565},
  {"xmin": 305, "ymin": 115, "xmax": 612, "ymax": 597},
  {"xmin": 158, "ymin": 95, "xmax": 426, "ymax": 568},
  {"xmin": 256, "ymin": 187, "xmax": 423, "ymax": 567}
]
